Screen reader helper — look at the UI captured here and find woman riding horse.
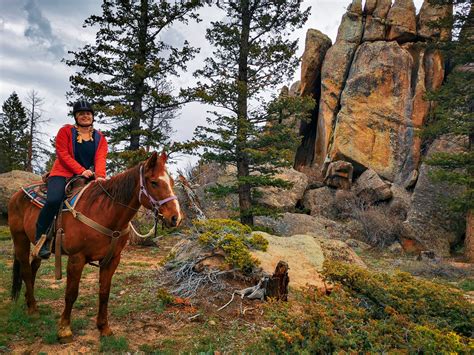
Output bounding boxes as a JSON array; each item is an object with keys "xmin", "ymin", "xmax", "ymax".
[
  {"xmin": 9, "ymin": 142, "xmax": 182, "ymax": 340},
  {"xmin": 35, "ymin": 100, "xmax": 108, "ymax": 259}
]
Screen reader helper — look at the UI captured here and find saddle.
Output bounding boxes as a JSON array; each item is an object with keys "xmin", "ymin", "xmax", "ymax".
[
  {"xmin": 21, "ymin": 175, "xmax": 91, "ymax": 211},
  {"xmin": 23, "ymin": 176, "xmax": 93, "ymax": 279}
]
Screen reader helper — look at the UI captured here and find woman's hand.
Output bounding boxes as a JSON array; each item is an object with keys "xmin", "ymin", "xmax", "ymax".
[{"xmin": 81, "ymin": 169, "xmax": 94, "ymax": 178}]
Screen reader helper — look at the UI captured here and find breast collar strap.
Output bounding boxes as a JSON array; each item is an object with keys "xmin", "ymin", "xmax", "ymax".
[{"xmin": 138, "ymin": 165, "xmax": 177, "ymax": 210}]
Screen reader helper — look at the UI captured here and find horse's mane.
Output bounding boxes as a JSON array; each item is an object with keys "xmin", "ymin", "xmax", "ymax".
[{"xmin": 87, "ymin": 164, "xmax": 141, "ymax": 205}]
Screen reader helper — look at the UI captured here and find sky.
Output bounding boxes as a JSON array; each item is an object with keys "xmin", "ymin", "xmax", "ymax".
[{"xmin": 0, "ymin": 0, "xmax": 425, "ymax": 173}]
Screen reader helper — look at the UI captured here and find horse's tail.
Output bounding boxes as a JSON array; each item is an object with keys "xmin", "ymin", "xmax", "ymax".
[{"xmin": 11, "ymin": 257, "xmax": 22, "ymax": 301}]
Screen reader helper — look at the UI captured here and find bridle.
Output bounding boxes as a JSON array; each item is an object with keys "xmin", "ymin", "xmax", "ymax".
[
  {"xmin": 138, "ymin": 164, "xmax": 178, "ymax": 215},
  {"xmin": 95, "ymin": 164, "xmax": 178, "ymax": 216}
]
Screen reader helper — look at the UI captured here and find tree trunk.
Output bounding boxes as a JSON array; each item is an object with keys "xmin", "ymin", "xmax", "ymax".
[
  {"xmin": 466, "ymin": 210, "xmax": 474, "ymax": 262},
  {"xmin": 27, "ymin": 99, "xmax": 35, "ymax": 172},
  {"xmin": 129, "ymin": 0, "xmax": 149, "ymax": 151},
  {"xmin": 236, "ymin": 0, "xmax": 253, "ymax": 226}
]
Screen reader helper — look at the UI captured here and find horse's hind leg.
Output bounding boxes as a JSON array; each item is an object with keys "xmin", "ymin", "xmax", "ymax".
[
  {"xmin": 58, "ymin": 253, "xmax": 85, "ymax": 342},
  {"xmin": 31, "ymin": 258, "xmax": 42, "ymax": 287},
  {"xmin": 97, "ymin": 255, "xmax": 121, "ymax": 337},
  {"xmin": 13, "ymin": 233, "xmax": 38, "ymax": 314}
]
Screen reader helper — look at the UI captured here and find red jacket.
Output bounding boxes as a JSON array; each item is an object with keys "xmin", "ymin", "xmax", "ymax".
[{"xmin": 50, "ymin": 124, "xmax": 108, "ymax": 178}]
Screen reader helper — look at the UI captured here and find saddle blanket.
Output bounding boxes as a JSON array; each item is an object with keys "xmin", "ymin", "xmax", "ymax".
[{"xmin": 22, "ymin": 182, "xmax": 79, "ymax": 211}]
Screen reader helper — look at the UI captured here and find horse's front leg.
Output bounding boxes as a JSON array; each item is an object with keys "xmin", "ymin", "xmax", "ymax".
[
  {"xmin": 97, "ymin": 254, "xmax": 121, "ymax": 337},
  {"xmin": 58, "ymin": 253, "xmax": 85, "ymax": 342}
]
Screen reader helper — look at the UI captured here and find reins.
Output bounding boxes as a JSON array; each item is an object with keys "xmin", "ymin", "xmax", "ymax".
[{"xmin": 63, "ymin": 164, "xmax": 178, "ymax": 267}]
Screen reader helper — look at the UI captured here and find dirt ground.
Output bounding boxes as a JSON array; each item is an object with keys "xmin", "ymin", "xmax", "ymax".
[{"xmin": 0, "ymin": 231, "xmax": 271, "ymax": 353}]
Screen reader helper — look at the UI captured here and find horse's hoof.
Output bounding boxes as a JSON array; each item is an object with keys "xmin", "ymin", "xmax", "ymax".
[
  {"xmin": 58, "ymin": 325, "xmax": 73, "ymax": 342},
  {"xmin": 58, "ymin": 334, "xmax": 74, "ymax": 344},
  {"xmin": 99, "ymin": 326, "xmax": 113, "ymax": 337}
]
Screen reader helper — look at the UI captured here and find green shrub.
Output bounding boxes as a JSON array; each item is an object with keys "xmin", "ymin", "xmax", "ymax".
[
  {"xmin": 248, "ymin": 233, "xmax": 268, "ymax": 251},
  {"xmin": 193, "ymin": 219, "xmax": 267, "ymax": 272},
  {"xmin": 261, "ymin": 262, "xmax": 473, "ymax": 353},
  {"xmin": 324, "ymin": 261, "xmax": 473, "ymax": 336}
]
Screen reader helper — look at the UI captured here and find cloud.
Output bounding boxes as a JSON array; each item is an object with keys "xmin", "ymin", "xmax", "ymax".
[{"xmin": 23, "ymin": 0, "xmax": 64, "ymax": 58}]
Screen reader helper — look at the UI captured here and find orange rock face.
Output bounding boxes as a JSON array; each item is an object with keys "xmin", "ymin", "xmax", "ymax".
[
  {"xmin": 320, "ymin": 40, "xmax": 444, "ymax": 183},
  {"xmin": 314, "ymin": 42, "xmax": 358, "ymax": 166},
  {"xmin": 329, "ymin": 41, "xmax": 413, "ymax": 181},
  {"xmin": 300, "ymin": 29, "xmax": 332, "ymax": 97}
]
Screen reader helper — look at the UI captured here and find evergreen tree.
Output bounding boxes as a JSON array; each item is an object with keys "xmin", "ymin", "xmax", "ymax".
[
  {"xmin": 423, "ymin": 0, "xmax": 473, "ymax": 213},
  {"xmin": 65, "ymin": 0, "xmax": 200, "ymax": 166},
  {"xmin": 0, "ymin": 92, "xmax": 29, "ymax": 172},
  {"xmin": 189, "ymin": 0, "xmax": 313, "ymax": 225}
]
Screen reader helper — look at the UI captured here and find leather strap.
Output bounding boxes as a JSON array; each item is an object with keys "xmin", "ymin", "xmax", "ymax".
[
  {"xmin": 55, "ymin": 228, "xmax": 63, "ymax": 280},
  {"xmin": 64, "ymin": 200, "xmax": 130, "ymax": 267}
]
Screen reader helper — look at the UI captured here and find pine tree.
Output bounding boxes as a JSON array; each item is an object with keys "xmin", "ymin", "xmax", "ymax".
[
  {"xmin": 423, "ymin": 0, "xmax": 473, "ymax": 213},
  {"xmin": 189, "ymin": 0, "xmax": 313, "ymax": 225},
  {"xmin": 0, "ymin": 92, "xmax": 29, "ymax": 172},
  {"xmin": 65, "ymin": 0, "xmax": 200, "ymax": 166},
  {"xmin": 423, "ymin": 0, "xmax": 473, "ymax": 259}
]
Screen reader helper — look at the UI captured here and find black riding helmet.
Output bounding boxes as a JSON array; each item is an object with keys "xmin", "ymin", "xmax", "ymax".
[
  {"xmin": 73, "ymin": 100, "xmax": 94, "ymax": 116},
  {"xmin": 73, "ymin": 100, "xmax": 94, "ymax": 127}
]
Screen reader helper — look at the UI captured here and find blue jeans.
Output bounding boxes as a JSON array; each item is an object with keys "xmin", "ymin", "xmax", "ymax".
[{"xmin": 35, "ymin": 176, "xmax": 66, "ymax": 241}]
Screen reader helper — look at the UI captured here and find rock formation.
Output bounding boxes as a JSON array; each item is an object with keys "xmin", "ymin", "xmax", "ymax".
[
  {"xmin": 255, "ymin": 168, "xmax": 308, "ymax": 211},
  {"xmin": 404, "ymin": 135, "xmax": 468, "ymax": 256},
  {"xmin": 296, "ymin": 0, "xmax": 451, "ymax": 187}
]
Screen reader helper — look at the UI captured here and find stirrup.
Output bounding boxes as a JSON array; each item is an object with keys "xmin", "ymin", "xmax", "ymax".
[{"xmin": 32, "ymin": 234, "xmax": 50, "ymax": 259}]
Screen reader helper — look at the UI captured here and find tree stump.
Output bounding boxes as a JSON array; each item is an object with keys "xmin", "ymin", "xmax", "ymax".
[{"xmin": 265, "ymin": 260, "xmax": 289, "ymax": 301}]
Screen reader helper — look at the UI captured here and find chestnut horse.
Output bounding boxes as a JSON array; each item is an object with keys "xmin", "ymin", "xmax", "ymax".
[{"xmin": 8, "ymin": 151, "xmax": 182, "ymax": 341}]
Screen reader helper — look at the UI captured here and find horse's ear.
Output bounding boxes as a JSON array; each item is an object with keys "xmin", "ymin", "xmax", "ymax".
[
  {"xmin": 159, "ymin": 150, "xmax": 167, "ymax": 165},
  {"xmin": 146, "ymin": 151, "xmax": 158, "ymax": 170}
]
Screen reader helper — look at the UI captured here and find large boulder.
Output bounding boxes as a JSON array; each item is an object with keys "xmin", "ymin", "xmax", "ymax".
[
  {"xmin": 255, "ymin": 212, "xmax": 332, "ymax": 237},
  {"xmin": 299, "ymin": 29, "xmax": 332, "ymax": 97},
  {"xmin": 251, "ymin": 233, "xmax": 326, "ymax": 289},
  {"xmin": 255, "ymin": 168, "xmax": 308, "ymax": 210},
  {"xmin": 0, "ymin": 170, "xmax": 41, "ymax": 214},
  {"xmin": 418, "ymin": 0, "xmax": 453, "ymax": 41},
  {"xmin": 386, "ymin": 0, "xmax": 417, "ymax": 43},
  {"xmin": 323, "ymin": 160, "xmax": 353, "ymax": 190},
  {"xmin": 250, "ymin": 232, "xmax": 366, "ymax": 289},
  {"xmin": 254, "ymin": 212, "xmax": 362, "ymax": 241},
  {"xmin": 363, "ymin": 0, "xmax": 392, "ymax": 42},
  {"xmin": 311, "ymin": 235, "xmax": 367, "ymax": 269},
  {"xmin": 302, "ymin": 186, "xmax": 336, "ymax": 218},
  {"xmin": 404, "ymin": 135, "xmax": 468, "ymax": 257},
  {"xmin": 328, "ymin": 41, "xmax": 444, "ymax": 184},
  {"xmin": 354, "ymin": 168, "xmax": 392, "ymax": 203}
]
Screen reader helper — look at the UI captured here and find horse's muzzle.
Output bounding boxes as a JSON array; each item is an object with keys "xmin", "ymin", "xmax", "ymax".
[{"xmin": 170, "ymin": 215, "xmax": 179, "ymax": 227}]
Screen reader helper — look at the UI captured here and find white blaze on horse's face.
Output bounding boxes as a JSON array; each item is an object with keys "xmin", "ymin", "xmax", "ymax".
[{"xmin": 157, "ymin": 169, "xmax": 183, "ymax": 226}]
